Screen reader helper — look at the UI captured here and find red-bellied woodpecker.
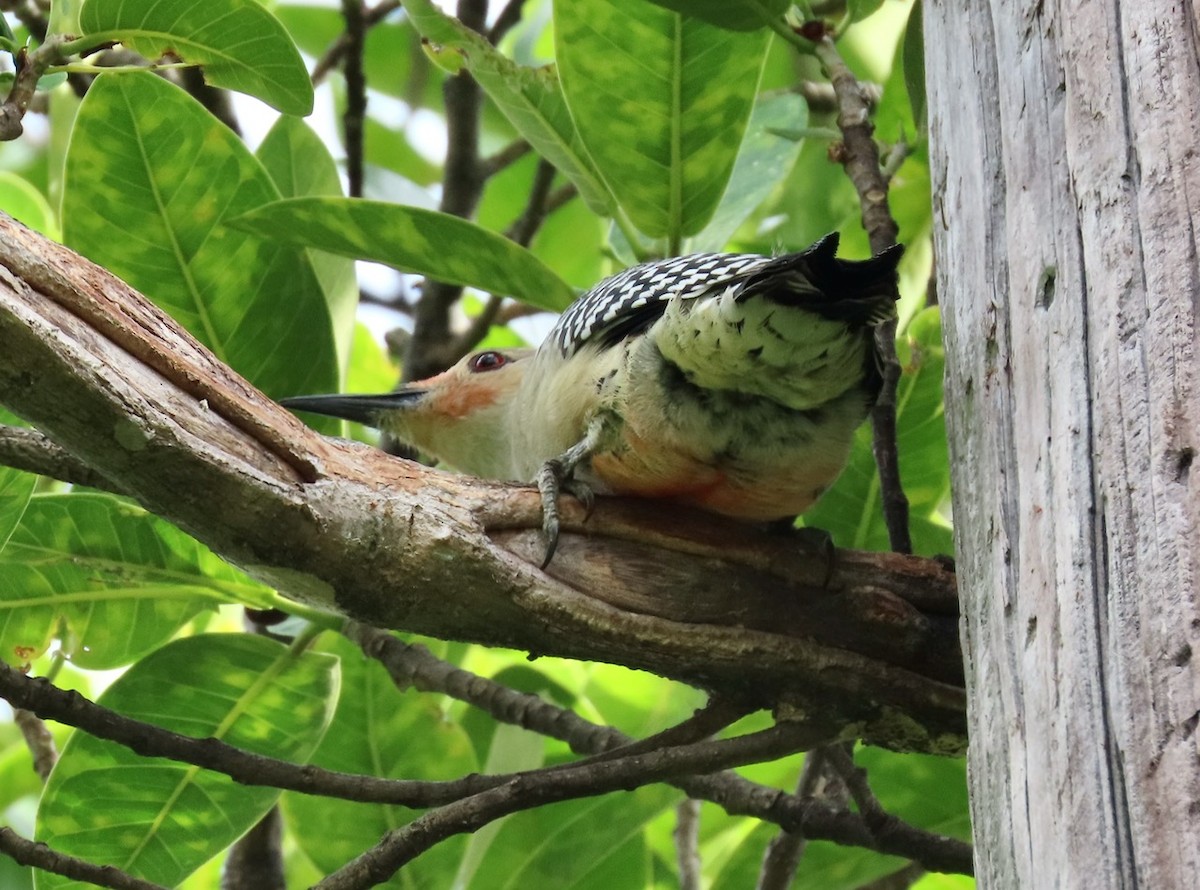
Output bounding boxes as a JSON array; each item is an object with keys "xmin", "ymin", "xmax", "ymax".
[{"xmin": 283, "ymin": 233, "xmax": 902, "ymax": 564}]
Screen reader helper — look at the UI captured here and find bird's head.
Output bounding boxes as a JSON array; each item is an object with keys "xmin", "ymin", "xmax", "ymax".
[{"xmin": 282, "ymin": 347, "xmax": 535, "ymax": 479}]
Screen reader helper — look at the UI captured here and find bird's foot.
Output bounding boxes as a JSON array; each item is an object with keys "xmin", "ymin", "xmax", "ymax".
[
  {"xmin": 536, "ymin": 459, "xmax": 595, "ymax": 568},
  {"xmin": 533, "ymin": 416, "xmax": 607, "ymax": 568}
]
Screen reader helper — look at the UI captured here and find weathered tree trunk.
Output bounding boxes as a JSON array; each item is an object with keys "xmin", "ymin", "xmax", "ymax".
[{"xmin": 926, "ymin": 0, "xmax": 1199, "ymax": 886}]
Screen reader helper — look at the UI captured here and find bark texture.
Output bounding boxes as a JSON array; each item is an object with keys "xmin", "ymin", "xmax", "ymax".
[{"xmin": 925, "ymin": 0, "xmax": 1199, "ymax": 885}]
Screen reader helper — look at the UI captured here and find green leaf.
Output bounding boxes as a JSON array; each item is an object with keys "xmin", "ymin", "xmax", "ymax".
[
  {"xmin": 364, "ymin": 117, "xmax": 442, "ymax": 185},
  {"xmin": 690, "ymin": 92, "xmax": 807, "ymax": 251},
  {"xmin": 283, "ymin": 634, "xmax": 475, "ymax": 885},
  {"xmin": 403, "ymin": 0, "xmax": 614, "ymax": 216},
  {"xmin": 345, "ymin": 324, "xmax": 398, "ymax": 395},
  {"xmin": 0, "ymin": 468, "xmax": 35, "ymax": 556},
  {"xmin": 856, "ymin": 746, "xmax": 971, "ymax": 840},
  {"xmin": 644, "ymin": 0, "xmax": 789, "ymax": 31},
  {"xmin": 77, "ymin": 0, "xmax": 313, "ymax": 114},
  {"xmin": 35, "ymin": 634, "xmax": 339, "ymax": 889},
  {"xmin": 902, "ymin": 0, "xmax": 926, "ymax": 131},
  {"xmin": 230, "ymin": 198, "xmax": 578, "ymax": 312},
  {"xmin": 802, "ymin": 307, "xmax": 952, "ymax": 556},
  {"xmin": 47, "ymin": 0, "xmax": 81, "ymax": 37},
  {"xmin": 0, "ymin": 493, "xmax": 275, "ymax": 669},
  {"xmin": 554, "ymin": 0, "xmax": 770, "ymax": 243},
  {"xmin": 255, "ymin": 116, "xmax": 357, "ymax": 371},
  {"xmin": 62, "ymin": 72, "xmax": 339, "ymax": 402},
  {"xmin": 0, "ymin": 173, "xmax": 59, "ymax": 239},
  {"xmin": 35, "ymin": 72, "xmax": 67, "ymax": 92},
  {"xmin": 846, "ymin": 0, "xmax": 888, "ymax": 24},
  {"xmin": 472, "ymin": 786, "xmax": 681, "ymax": 889},
  {"xmin": 0, "ymin": 854, "xmax": 32, "ymax": 890}
]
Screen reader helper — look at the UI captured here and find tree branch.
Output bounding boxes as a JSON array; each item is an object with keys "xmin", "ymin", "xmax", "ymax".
[
  {"xmin": 675, "ymin": 798, "xmax": 703, "ymax": 890},
  {"xmin": 14, "ymin": 706, "xmax": 58, "ymax": 780},
  {"xmin": 341, "ymin": 0, "xmax": 367, "ymax": 198},
  {"xmin": 0, "ymin": 827, "xmax": 165, "ymax": 890},
  {"xmin": 814, "ymin": 37, "xmax": 912, "ymax": 555},
  {"xmin": 0, "ymin": 34, "xmax": 69, "ymax": 141},
  {"xmin": 0, "ymin": 659, "xmax": 531, "ymax": 807},
  {"xmin": 757, "ymin": 745, "xmax": 849, "ymax": 889},
  {"xmin": 220, "ymin": 808, "xmax": 284, "ymax": 890},
  {"xmin": 486, "ymin": 0, "xmax": 528, "ymax": 44}
]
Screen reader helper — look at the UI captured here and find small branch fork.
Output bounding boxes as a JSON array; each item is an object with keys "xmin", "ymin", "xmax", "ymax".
[{"xmin": 0, "ymin": 32, "xmax": 69, "ymax": 141}]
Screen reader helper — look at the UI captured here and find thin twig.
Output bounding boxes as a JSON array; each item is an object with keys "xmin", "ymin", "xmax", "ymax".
[
  {"xmin": 478, "ymin": 139, "xmax": 532, "ymax": 178},
  {"xmin": 675, "ymin": 798, "xmax": 703, "ymax": 890},
  {"xmin": 824, "ymin": 745, "xmax": 891, "ymax": 833},
  {"xmin": 757, "ymin": 746, "xmax": 847, "ymax": 889},
  {"xmin": 14, "ymin": 707, "xmax": 58, "ymax": 780},
  {"xmin": 505, "ymin": 157, "xmax": 558, "ymax": 247},
  {"xmin": 449, "ymin": 293, "xmax": 505, "ymax": 356},
  {"xmin": 813, "ymin": 36, "xmax": 911, "ymax": 554},
  {"xmin": 486, "ymin": 0, "xmax": 528, "ymax": 44},
  {"xmin": 220, "ymin": 807, "xmax": 284, "ymax": 890},
  {"xmin": 0, "ymin": 660, "xmax": 530, "ymax": 806},
  {"xmin": 0, "ymin": 659, "xmax": 747, "ymax": 814},
  {"xmin": 341, "ymin": 0, "xmax": 367, "ymax": 197},
  {"xmin": 0, "ymin": 827, "xmax": 166, "ymax": 890},
  {"xmin": 586, "ymin": 697, "xmax": 756, "ymax": 765},
  {"xmin": 310, "ymin": 0, "xmax": 400, "ymax": 85},
  {"xmin": 312, "ymin": 721, "xmax": 829, "ymax": 889}
]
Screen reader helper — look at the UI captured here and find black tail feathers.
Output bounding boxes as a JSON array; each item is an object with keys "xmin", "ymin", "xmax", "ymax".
[{"xmin": 743, "ymin": 233, "xmax": 903, "ymax": 326}]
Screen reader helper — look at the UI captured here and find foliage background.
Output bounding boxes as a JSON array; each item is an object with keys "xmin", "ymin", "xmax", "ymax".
[{"xmin": 0, "ymin": 0, "xmax": 966, "ymax": 887}]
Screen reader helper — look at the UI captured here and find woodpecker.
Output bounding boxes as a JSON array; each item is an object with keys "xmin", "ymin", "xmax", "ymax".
[{"xmin": 283, "ymin": 234, "xmax": 902, "ymax": 564}]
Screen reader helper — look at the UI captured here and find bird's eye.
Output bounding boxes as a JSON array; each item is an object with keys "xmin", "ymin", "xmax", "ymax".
[{"xmin": 468, "ymin": 351, "xmax": 507, "ymax": 372}]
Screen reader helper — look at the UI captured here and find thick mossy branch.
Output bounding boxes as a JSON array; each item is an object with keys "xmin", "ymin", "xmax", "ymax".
[{"xmin": 0, "ymin": 213, "xmax": 964, "ymax": 752}]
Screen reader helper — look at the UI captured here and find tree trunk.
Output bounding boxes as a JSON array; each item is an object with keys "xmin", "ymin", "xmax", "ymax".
[{"xmin": 925, "ymin": 0, "xmax": 1199, "ymax": 886}]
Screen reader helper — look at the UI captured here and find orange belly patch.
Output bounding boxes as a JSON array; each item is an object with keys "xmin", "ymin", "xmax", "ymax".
[{"xmin": 590, "ymin": 434, "xmax": 845, "ymax": 521}]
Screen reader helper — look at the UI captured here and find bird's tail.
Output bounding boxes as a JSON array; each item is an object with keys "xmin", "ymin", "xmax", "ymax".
[{"xmin": 733, "ymin": 233, "xmax": 903, "ymax": 326}]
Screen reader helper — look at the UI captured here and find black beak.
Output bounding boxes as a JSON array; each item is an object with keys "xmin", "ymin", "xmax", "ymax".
[{"xmin": 280, "ymin": 390, "xmax": 426, "ymax": 426}]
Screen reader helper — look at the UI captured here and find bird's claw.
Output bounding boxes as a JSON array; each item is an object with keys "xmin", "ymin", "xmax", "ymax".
[{"xmin": 535, "ymin": 458, "xmax": 595, "ymax": 568}]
